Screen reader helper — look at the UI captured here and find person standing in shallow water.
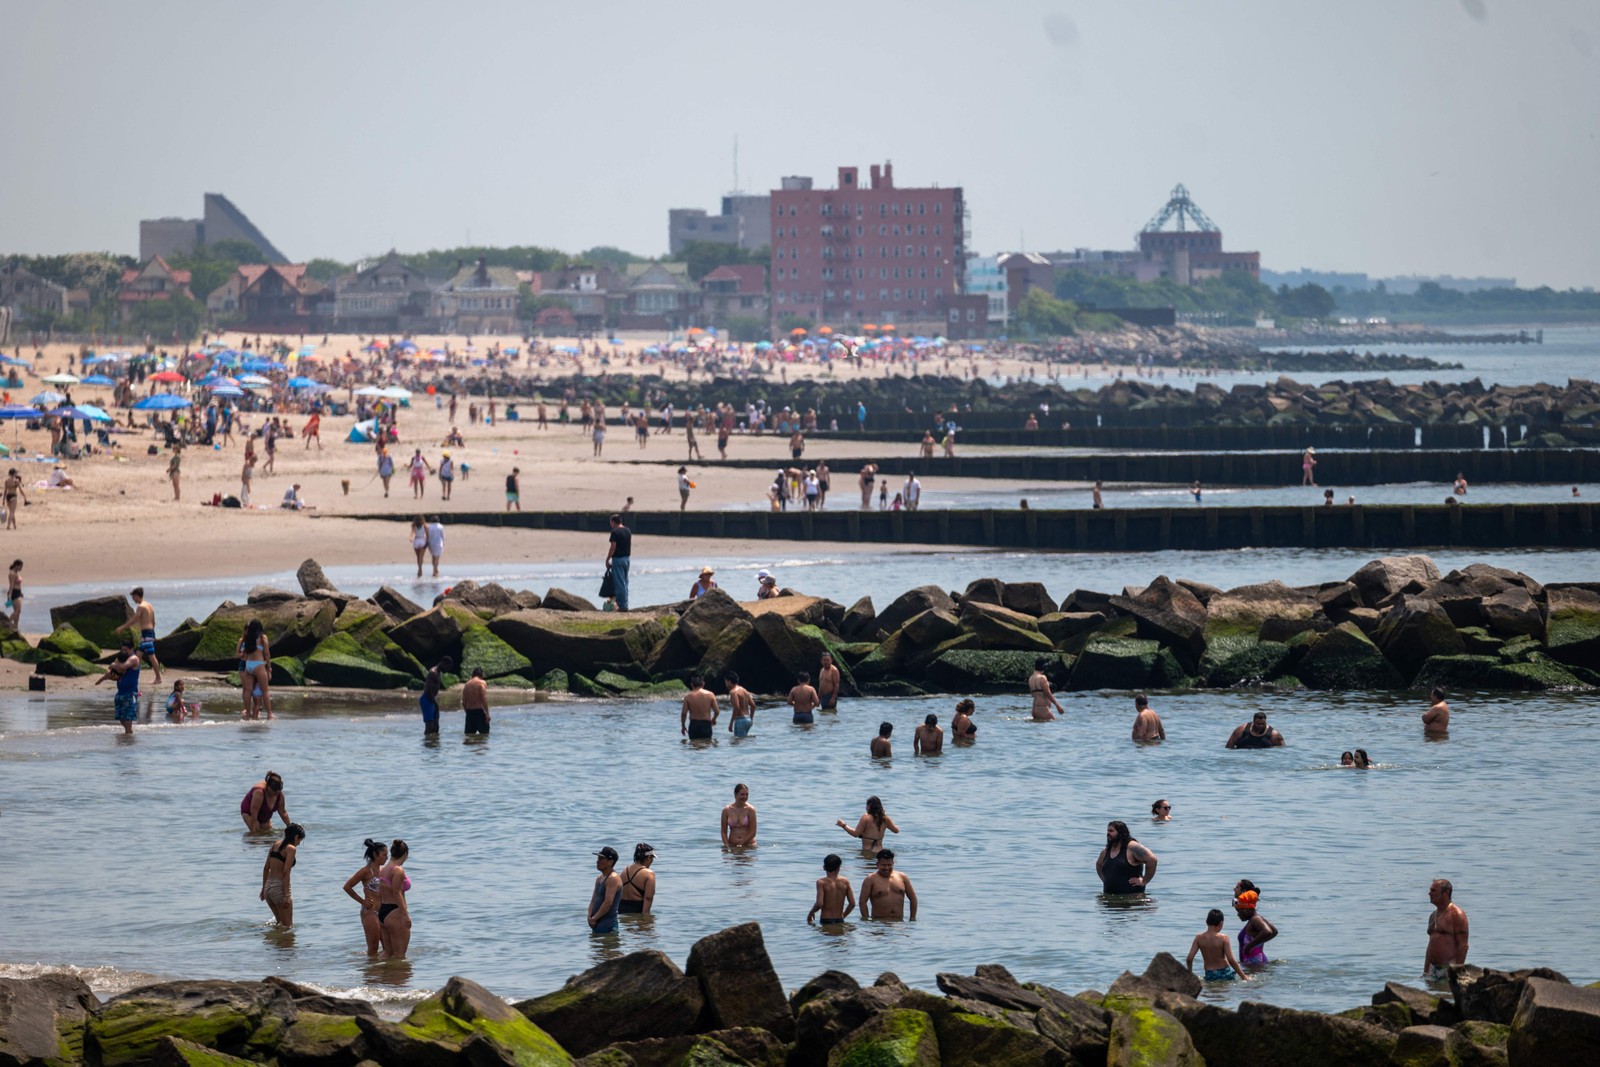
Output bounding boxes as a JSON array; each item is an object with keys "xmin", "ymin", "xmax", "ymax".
[
  {"xmin": 1096, "ymin": 820, "xmax": 1157, "ymax": 895},
  {"xmin": 1232, "ymin": 881, "xmax": 1278, "ymax": 968},
  {"xmin": 378, "ymin": 839, "xmax": 412, "ymax": 956},
  {"xmin": 721, "ymin": 783, "xmax": 757, "ymax": 848},
  {"xmin": 837, "ymin": 795, "xmax": 899, "ymax": 853},
  {"xmin": 1423, "ymin": 878, "xmax": 1469, "ymax": 981},
  {"xmin": 95, "ymin": 638, "xmax": 142, "ymax": 735},
  {"xmin": 1131, "ymin": 693, "xmax": 1165, "ymax": 742},
  {"xmin": 724, "ymin": 671, "xmax": 755, "ymax": 737},
  {"xmin": 260, "ymin": 823, "xmax": 304, "ymax": 925},
  {"xmin": 618, "ymin": 843, "xmax": 656, "ymax": 915},
  {"xmin": 951, "ymin": 698, "xmax": 976, "ymax": 742},
  {"xmin": 342, "ymin": 838, "xmax": 388, "ymax": 956},
  {"xmin": 1029, "ymin": 658, "xmax": 1063, "ymax": 721},
  {"xmin": 681, "ymin": 674, "xmax": 720, "ymax": 740},
  {"xmin": 808, "ymin": 854, "xmax": 856, "ymax": 926},
  {"xmin": 1423, "ymin": 686, "xmax": 1450, "ymax": 735},
  {"xmin": 860, "ymin": 849, "xmax": 917, "ymax": 921},
  {"xmin": 588, "ymin": 846, "xmax": 622, "ymax": 934}
]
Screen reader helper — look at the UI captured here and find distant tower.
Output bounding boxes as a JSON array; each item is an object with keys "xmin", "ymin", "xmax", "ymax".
[{"xmin": 1137, "ymin": 184, "xmax": 1255, "ymax": 286}]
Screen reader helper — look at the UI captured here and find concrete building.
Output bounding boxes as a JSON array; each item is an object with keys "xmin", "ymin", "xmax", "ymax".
[
  {"xmin": 138, "ymin": 193, "xmax": 287, "ymax": 264},
  {"xmin": 769, "ymin": 162, "xmax": 965, "ymax": 332},
  {"xmin": 435, "ymin": 259, "xmax": 521, "ymax": 334},
  {"xmin": 965, "ymin": 254, "xmax": 1009, "ymax": 328},
  {"xmin": 333, "ymin": 251, "xmax": 435, "ymax": 332},
  {"xmin": 668, "ymin": 194, "xmax": 771, "ymax": 255}
]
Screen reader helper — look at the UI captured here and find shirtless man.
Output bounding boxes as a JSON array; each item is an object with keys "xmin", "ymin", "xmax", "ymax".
[
  {"xmin": 1226, "ymin": 711, "xmax": 1284, "ymax": 748},
  {"xmin": 1423, "ymin": 878, "xmax": 1469, "ymax": 981},
  {"xmin": 1131, "ymin": 693, "xmax": 1165, "ymax": 742},
  {"xmin": 871, "ymin": 721, "xmax": 893, "ymax": 758},
  {"xmin": 724, "ymin": 670, "xmax": 756, "ymax": 737},
  {"xmin": 788, "ymin": 671, "xmax": 821, "ymax": 725},
  {"xmin": 913, "ymin": 713, "xmax": 943, "ymax": 755},
  {"xmin": 808, "ymin": 854, "xmax": 857, "ymax": 926},
  {"xmin": 1029, "ymin": 658, "xmax": 1064, "ymax": 721},
  {"xmin": 860, "ymin": 849, "xmax": 917, "ymax": 921},
  {"xmin": 817, "ymin": 653, "xmax": 842, "ymax": 711},
  {"xmin": 462, "ymin": 667, "xmax": 490, "ymax": 735},
  {"xmin": 114, "ymin": 587, "xmax": 162, "ymax": 684},
  {"xmin": 1423, "ymin": 686, "xmax": 1450, "ymax": 735},
  {"xmin": 680, "ymin": 674, "xmax": 720, "ymax": 740}
]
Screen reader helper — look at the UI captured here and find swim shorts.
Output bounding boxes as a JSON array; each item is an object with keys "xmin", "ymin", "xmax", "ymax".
[
  {"xmin": 114, "ymin": 692, "xmax": 139, "ymax": 722},
  {"xmin": 1205, "ymin": 968, "xmax": 1237, "ymax": 981},
  {"xmin": 731, "ymin": 716, "xmax": 752, "ymax": 738},
  {"xmin": 139, "ymin": 629, "xmax": 156, "ymax": 655},
  {"xmin": 419, "ymin": 694, "xmax": 439, "ymax": 723},
  {"xmin": 820, "ymin": 693, "xmax": 837, "ymax": 711},
  {"xmin": 464, "ymin": 708, "xmax": 490, "ymax": 735},
  {"xmin": 792, "ymin": 711, "xmax": 814, "ymax": 725},
  {"xmin": 1423, "ymin": 964, "xmax": 1450, "ymax": 982},
  {"xmin": 506, "ymin": 492, "xmax": 519, "ymax": 504},
  {"xmin": 687, "ymin": 719, "xmax": 713, "ymax": 740}
]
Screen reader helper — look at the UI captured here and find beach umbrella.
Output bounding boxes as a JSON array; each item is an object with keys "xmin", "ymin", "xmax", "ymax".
[
  {"xmin": 237, "ymin": 374, "xmax": 273, "ymax": 386},
  {"xmin": 297, "ymin": 345, "xmax": 316, "ymax": 357},
  {"xmin": 379, "ymin": 386, "xmax": 413, "ymax": 399},
  {"xmin": 363, "ymin": 341, "xmax": 386, "ymax": 352},
  {"xmin": 286, "ymin": 376, "xmax": 323, "ymax": 389},
  {"xmin": 503, "ymin": 346, "xmax": 518, "ymax": 355},
  {"xmin": 395, "ymin": 340, "xmax": 418, "ymax": 352},
  {"xmin": 608, "ymin": 338, "xmax": 624, "ymax": 345},
  {"xmin": 243, "ymin": 359, "xmax": 286, "ymax": 372},
  {"xmin": 209, "ymin": 385, "xmax": 245, "ymax": 398},
  {"xmin": 753, "ymin": 341, "xmax": 773, "ymax": 350},
  {"xmin": 132, "ymin": 394, "xmax": 192, "ymax": 411},
  {"xmin": 80, "ymin": 374, "xmax": 116, "ymax": 386},
  {"xmin": 46, "ymin": 405, "xmax": 112, "ymax": 422},
  {"xmin": 29, "ymin": 391, "xmax": 67, "ymax": 407},
  {"xmin": 42, "ymin": 373, "xmax": 81, "ymax": 385},
  {"xmin": 0, "ymin": 356, "xmax": 29, "ymax": 367},
  {"xmin": 352, "ymin": 386, "xmax": 385, "ymax": 397},
  {"xmin": 0, "ymin": 404, "xmax": 41, "ymax": 419},
  {"xmin": 149, "ymin": 370, "xmax": 186, "ymax": 383},
  {"xmin": 789, "ymin": 327, "xmax": 807, "ymax": 336},
  {"xmin": 686, "ymin": 327, "xmax": 705, "ymax": 335}
]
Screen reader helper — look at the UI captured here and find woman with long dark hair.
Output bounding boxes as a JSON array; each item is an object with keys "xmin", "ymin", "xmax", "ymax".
[
  {"xmin": 837, "ymin": 795, "xmax": 900, "ymax": 853},
  {"xmin": 342, "ymin": 838, "xmax": 389, "ymax": 955},
  {"xmin": 236, "ymin": 618, "xmax": 272, "ymax": 720},
  {"xmin": 377, "ymin": 839, "xmax": 412, "ymax": 957},
  {"xmin": 261, "ymin": 822, "xmax": 305, "ymax": 925}
]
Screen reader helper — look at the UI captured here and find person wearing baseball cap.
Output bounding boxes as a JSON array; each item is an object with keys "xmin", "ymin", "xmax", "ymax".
[{"xmin": 588, "ymin": 847, "xmax": 622, "ymax": 934}]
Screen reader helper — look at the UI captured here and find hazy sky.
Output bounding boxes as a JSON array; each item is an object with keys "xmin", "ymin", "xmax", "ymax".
[{"xmin": 4, "ymin": 0, "xmax": 1597, "ymax": 286}]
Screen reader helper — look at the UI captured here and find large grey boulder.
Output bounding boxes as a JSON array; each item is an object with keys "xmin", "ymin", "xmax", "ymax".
[
  {"xmin": 1349, "ymin": 555, "xmax": 1442, "ymax": 607},
  {"xmin": 1373, "ymin": 595, "xmax": 1466, "ymax": 678},
  {"xmin": 685, "ymin": 923, "xmax": 794, "ymax": 1041},
  {"xmin": 874, "ymin": 585, "xmax": 957, "ymax": 637},
  {"xmin": 46, "ymin": 596, "xmax": 128, "ymax": 650},
  {"xmin": 296, "ymin": 559, "xmax": 335, "ymax": 596},
  {"xmin": 516, "ymin": 950, "xmax": 704, "ymax": 1057},
  {"xmin": 1508, "ymin": 976, "xmax": 1600, "ymax": 1066},
  {"xmin": 0, "ymin": 973, "xmax": 101, "ymax": 1067},
  {"xmin": 677, "ymin": 588, "xmax": 752, "ymax": 655}
]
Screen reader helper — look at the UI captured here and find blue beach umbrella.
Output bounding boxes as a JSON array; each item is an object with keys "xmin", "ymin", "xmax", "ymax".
[
  {"xmin": 79, "ymin": 374, "xmax": 116, "ymax": 386},
  {"xmin": 46, "ymin": 405, "xmax": 112, "ymax": 422},
  {"xmin": 132, "ymin": 394, "xmax": 192, "ymax": 411},
  {"xmin": 209, "ymin": 385, "xmax": 245, "ymax": 398},
  {"xmin": 29, "ymin": 391, "xmax": 67, "ymax": 407},
  {"xmin": 0, "ymin": 404, "xmax": 40, "ymax": 419},
  {"xmin": 0, "ymin": 356, "xmax": 30, "ymax": 368},
  {"xmin": 286, "ymin": 376, "xmax": 323, "ymax": 389}
]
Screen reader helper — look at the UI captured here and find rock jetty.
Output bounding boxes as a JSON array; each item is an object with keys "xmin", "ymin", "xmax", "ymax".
[
  {"xmin": 18, "ymin": 556, "xmax": 1600, "ymax": 697},
  {"xmin": 1, "ymin": 922, "xmax": 1594, "ymax": 1066}
]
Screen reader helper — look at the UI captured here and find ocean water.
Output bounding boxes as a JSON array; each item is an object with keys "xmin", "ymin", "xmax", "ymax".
[
  {"xmin": 1, "ymin": 688, "xmax": 1595, "ymax": 1014},
  {"xmin": 21, "ymin": 548, "xmax": 1600, "ymax": 632}
]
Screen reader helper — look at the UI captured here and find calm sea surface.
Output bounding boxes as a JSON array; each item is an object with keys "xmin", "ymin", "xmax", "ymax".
[{"xmin": 1, "ymin": 688, "xmax": 1596, "ymax": 1014}]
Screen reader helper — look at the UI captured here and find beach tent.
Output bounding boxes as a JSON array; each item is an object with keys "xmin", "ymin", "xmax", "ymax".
[{"xmin": 346, "ymin": 419, "xmax": 378, "ymax": 443}]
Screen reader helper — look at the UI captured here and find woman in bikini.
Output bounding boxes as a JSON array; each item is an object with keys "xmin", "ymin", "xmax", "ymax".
[
  {"xmin": 618, "ymin": 843, "xmax": 657, "ymax": 915},
  {"xmin": 7, "ymin": 559, "xmax": 22, "ymax": 629},
  {"xmin": 236, "ymin": 618, "xmax": 271, "ymax": 720},
  {"xmin": 240, "ymin": 771, "xmax": 289, "ymax": 832},
  {"xmin": 260, "ymin": 822, "xmax": 305, "ymax": 925},
  {"xmin": 721, "ymin": 783, "xmax": 758, "ymax": 848},
  {"xmin": 377, "ymin": 839, "xmax": 412, "ymax": 957},
  {"xmin": 837, "ymin": 795, "xmax": 900, "ymax": 853},
  {"xmin": 341, "ymin": 838, "xmax": 389, "ymax": 956},
  {"xmin": 951, "ymin": 698, "xmax": 977, "ymax": 743},
  {"xmin": 410, "ymin": 516, "xmax": 428, "ymax": 578},
  {"xmin": 1029, "ymin": 658, "xmax": 1064, "ymax": 721}
]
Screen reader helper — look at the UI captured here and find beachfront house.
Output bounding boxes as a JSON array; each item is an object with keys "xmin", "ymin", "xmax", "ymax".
[
  {"xmin": 528, "ymin": 265, "xmax": 625, "ymax": 334},
  {"xmin": 433, "ymin": 258, "xmax": 521, "ymax": 335},
  {"xmin": 333, "ymin": 251, "xmax": 436, "ymax": 333},
  {"xmin": 0, "ymin": 262, "xmax": 72, "ymax": 323},
  {"xmin": 699, "ymin": 264, "xmax": 769, "ymax": 332},
  {"xmin": 117, "ymin": 256, "xmax": 194, "ymax": 325},
  {"xmin": 620, "ymin": 262, "xmax": 699, "ymax": 330}
]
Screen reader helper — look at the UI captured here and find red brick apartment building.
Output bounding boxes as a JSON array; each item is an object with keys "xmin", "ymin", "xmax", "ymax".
[{"xmin": 770, "ymin": 163, "xmax": 965, "ymax": 332}]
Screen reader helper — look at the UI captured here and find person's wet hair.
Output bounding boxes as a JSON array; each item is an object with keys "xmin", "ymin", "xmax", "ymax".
[
  {"xmin": 265, "ymin": 771, "xmax": 283, "ymax": 791},
  {"xmin": 1354, "ymin": 748, "xmax": 1370, "ymax": 768},
  {"xmin": 723, "ymin": 671, "xmax": 739, "ymax": 685},
  {"xmin": 363, "ymin": 838, "xmax": 386, "ymax": 861},
  {"xmin": 131, "ymin": 586, "xmax": 144, "ymax": 599},
  {"xmin": 689, "ymin": 674, "xmax": 704, "ymax": 688},
  {"xmin": 283, "ymin": 823, "xmax": 306, "ymax": 845},
  {"xmin": 1107, "ymin": 821, "xmax": 1132, "ymax": 849},
  {"xmin": 633, "ymin": 843, "xmax": 654, "ymax": 862},
  {"xmin": 733, "ymin": 783, "xmax": 748, "ymax": 797},
  {"xmin": 924, "ymin": 713, "xmax": 938, "ymax": 726},
  {"xmin": 824, "ymin": 853, "xmax": 842, "ymax": 873},
  {"xmin": 1034, "ymin": 657, "xmax": 1051, "ymax": 671},
  {"xmin": 390, "ymin": 839, "xmax": 409, "ymax": 860},
  {"xmin": 1431, "ymin": 686, "xmax": 1447, "ymax": 700},
  {"xmin": 878, "ymin": 721, "xmax": 893, "ymax": 736},
  {"xmin": 955, "ymin": 698, "xmax": 975, "ymax": 715},
  {"xmin": 1151, "ymin": 799, "xmax": 1168, "ymax": 815},
  {"xmin": 796, "ymin": 671, "xmax": 810, "ymax": 683},
  {"xmin": 866, "ymin": 795, "xmax": 886, "ymax": 827},
  {"xmin": 876, "ymin": 849, "xmax": 895, "ymax": 862},
  {"xmin": 1134, "ymin": 693, "xmax": 1148, "ymax": 709},
  {"xmin": 242, "ymin": 619, "xmax": 264, "ymax": 653},
  {"xmin": 1207, "ymin": 908, "xmax": 1224, "ymax": 926}
]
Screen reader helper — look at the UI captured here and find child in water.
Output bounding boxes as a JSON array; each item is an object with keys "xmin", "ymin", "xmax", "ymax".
[{"xmin": 1187, "ymin": 908, "xmax": 1252, "ymax": 982}]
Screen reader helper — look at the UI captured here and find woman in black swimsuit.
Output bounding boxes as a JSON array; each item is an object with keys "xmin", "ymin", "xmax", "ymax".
[
  {"xmin": 260, "ymin": 823, "xmax": 305, "ymax": 926},
  {"xmin": 7, "ymin": 559, "xmax": 22, "ymax": 629},
  {"xmin": 618, "ymin": 843, "xmax": 656, "ymax": 914}
]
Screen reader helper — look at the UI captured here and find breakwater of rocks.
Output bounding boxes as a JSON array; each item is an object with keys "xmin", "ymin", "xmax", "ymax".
[
  {"xmin": 19, "ymin": 556, "xmax": 1600, "ymax": 697},
  {"xmin": 1, "ymin": 921, "xmax": 1593, "ymax": 1066}
]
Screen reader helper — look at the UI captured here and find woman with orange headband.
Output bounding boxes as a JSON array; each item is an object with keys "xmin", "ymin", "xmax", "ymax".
[{"xmin": 1233, "ymin": 879, "xmax": 1278, "ymax": 968}]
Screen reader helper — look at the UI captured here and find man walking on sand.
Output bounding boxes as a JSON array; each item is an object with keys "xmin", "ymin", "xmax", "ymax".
[
  {"xmin": 860, "ymin": 849, "xmax": 916, "ymax": 921},
  {"xmin": 114, "ymin": 587, "xmax": 162, "ymax": 684},
  {"xmin": 1423, "ymin": 879, "xmax": 1469, "ymax": 981},
  {"xmin": 606, "ymin": 514, "xmax": 632, "ymax": 610}
]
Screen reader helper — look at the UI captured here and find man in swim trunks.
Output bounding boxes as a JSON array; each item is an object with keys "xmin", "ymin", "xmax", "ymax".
[
  {"xmin": 1423, "ymin": 878, "xmax": 1469, "ymax": 981},
  {"xmin": 114, "ymin": 587, "xmax": 163, "ymax": 684},
  {"xmin": 913, "ymin": 713, "xmax": 943, "ymax": 755},
  {"xmin": 1226, "ymin": 711, "xmax": 1284, "ymax": 748},
  {"xmin": 860, "ymin": 849, "xmax": 917, "ymax": 921},
  {"xmin": 680, "ymin": 674, "xmax": 720, "ymax": 739},
  {"xmin": 724, "ymin": 671, "xmax": 755, "ymax": 737},
  {"xmin": 1131, "ymin": 693, "xmax": 1165, "ymax": 742},
  {"xmin": 1187, "ymin": 908, "xmax": 1252, "ymax": 982},
  {"xmin": 788, "ymin": 671, "xmax": 820, "ymax": 725},
  {"xmin": 588, "ymin": 846, "xmax": 622, "ymax": 934},
  {"xmin": 1029, "ymin": 658, "xmax": 1064, "ymax": 721},
  {"xmin": 870, "ymin": 721, "xmax": 893, "ymax": 758},
  {"xmin": 808, "ymin": 853, "xmax": 856, "ymax": 926},
  {"xmin": 1423, "ymin": 686, "xmax": 1450, "ymax": 736},
  {"xmin": 817, "ymin": 653, "xmax": 841, "ymax": 711},
  {"xmin": 421, "ymin": 657, "xmax": 452, "ymax": 736},
  {"xmin": 462, "ymin": 667, "xmax": 490, "ymax": 735},
  {"xmin": 95, "ymin": 638, "xmax": 142, "ymax": 735}
]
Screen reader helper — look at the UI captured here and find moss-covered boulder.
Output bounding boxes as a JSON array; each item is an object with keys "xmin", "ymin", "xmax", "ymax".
[
  {"xmin": 460, "ymin": 625, "xmax": 534, "ymax": 679},
  {"xmin": 594, "ymin": 670, "xmax": 644, "ymax": 693},
  {"xmin": 359, "ymin": 976, "xmax": 569, "ymax": 1067},
  {"xmin": 34, "ymin": 652, "xmax": 104, "ymax": 677},
  {"xmin": 303, "ymin": 633, "xmax": 413, "ymax": 690},
  {"xmin": 490, "ymin": 610, "xmax": 661, "ymax": 676},
  {"xmin": 568, "ymin": 673, "xmax": 610, "ymax": 698},
  {"xmin": 1103, "ymin": 994, "xmax": 1202, "ymax": 1067},
  {"xmin": 1456, "ymin": 626, "xmax": 1505, "ymax": 656},
  {"xmin": 331, "ymin": 599, "xmax": 390, "ymax": 646},
  {"xmin": 151, "ymin": 618, "xmax": 204, "ymax": 666},
  {"xmin": 826, "ymin": 1008, "xmax": 939, "ymax": 1067},
  {"xmin": 928, "ymin": 649, "xmax": 1069, "ymax": 692},
  {"xmin": 1373, "ymin": 596, "xmax": 1466, "ymax": 678},
  {"xmin": 387, "ymin": 603, "xmax": 479, "ymax": 664},
  {"xmin": 515, "ymin": 950, "xmax": 705, "ymax": 1057},
  {"xmin": 39, "ymin": 624, "xmax": 102, "ymax": 662},
  {"xmin": 46, "ymin": 595, "xmax": 128, "ymax": 650},
  {"xmin": 1487, "ymin": 659, "xmax": 1590, "ymax": 690},
  {"xmin": 1201, "ymin": 580, "xmax": 1322, "ymax": 676},
  {"xmin": 958, "ymin": 600, "xmax": 1055, "ymax": 654},
  {"xmin": 932, "ymin": 1009, "xmax": 1068, "ymax": 1067},
  {"xmin": 1166, "ymin": 996, "xmax": 1396, "ymax": 1067},
  {"xmin": 686, "ymin": 923, "xmax": 794, "ymax": 1041},
  {"xmin": 1546, "ymin": 587, "xmax": 1600, "ymax": 668},
  {"xmin": 1068, "ymin": 638, "xmax": 1170, "ymax": 691},
  {"xmin": 87, "ymin": 981, "xmax": 296, "ymax": 1067},
  {"xmin": 188, "ymin": 600, "xmax": 337, "ymax": 668},
  {"xmin": 275, "ymin": 1011, "xmax": 371, "ymax": 1067},
  {"xmin": 1412, "ymin": 655, "xmax": 1503, "ymax": 691},
  {"xmin": 269, "ymin": 657, "xmax": 305, "ymax": 687},
  {"xmin": 0, "ymin": 972, "xmax": 101, "ymax": 1067},
  {"xmin": 534, "ymin": 668, "xmax": 569, "ymax": 692},
  {"xmin": 677, "ymin": 588, "xmax": 754, "ymax": 654},
  {"xmin": 151, "ymin": 1036, "xmax": 259, "ymax": 1067},
  {"xmin": 1297, "ymin": 622, "xmax": 1405, "ymax": 689},
  {"xmin": 1205, "ymin": 640, "xmax": 1291, "ymax": 687}
]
